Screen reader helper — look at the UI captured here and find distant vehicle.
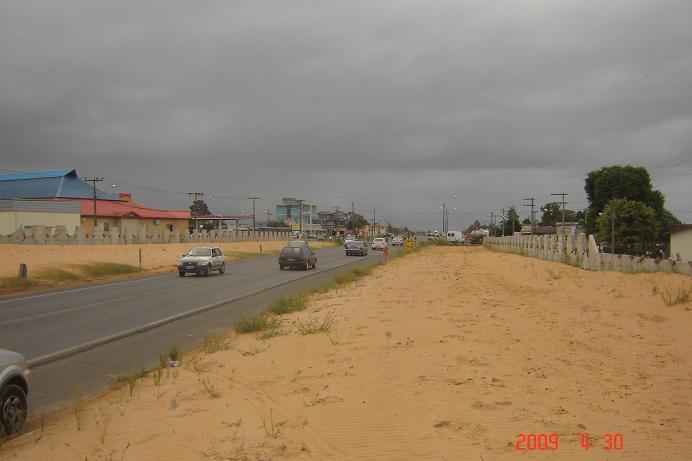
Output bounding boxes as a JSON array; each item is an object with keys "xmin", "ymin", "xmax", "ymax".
[
  {"xmin": 288, "ymin": 240, "xmax": 310, "ymax": 247},
  {"xmin": 344, "ymin": 234, "xmax": 356, "ymax": 247},
  {"xmin": 178, "ymin": 247, "xmax": 225, "ymax": 276},
  {"xmin": 346, "ymin": 240, "xmax": 368, "ymax": 256},
  {"xmin": 371, "ymin": 237, "xmax": 388, "ymax": 251},
  {"xmin": 0, "ymin": 349, "xmax": 30, "ymax": 435},
  {"xmin": 466, "ymin": 229, "xmax": 489, "ymax": 245},
  {"xmin": 426, "ymin": 231, "xmax": 441, "ymax": 241},
  {"xmin": 279, "ymin": 245, "xmax": 317, "ymax": 270},
  {"xmin": 391, "ymin": 236, "xmax": 404, "ymax": 246},
  {"xmin": 446, "ymin": 231, "xmax": 465, "ymax": 245},
  {"xmin": 292, "ymin": 230, "xmax": 305, "ymax": 239}
]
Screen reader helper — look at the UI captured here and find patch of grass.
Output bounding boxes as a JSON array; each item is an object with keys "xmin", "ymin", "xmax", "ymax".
[
  {"xmin": 297, "ymin": 311, "xmax": 337, "ymax": 335},
  {"xmin": 261, "ymin": 408, "xmax": 282, "ymax": 439},
  {"xmin": 98, "ymin": 415, "xmax": 111, "ymax": 444},
  {"xmin": 202, "ymin": 332, "xmax": 229, "ymax": 353},
  {"xmin": 309, "ymin": 282, "xmax": 337, "ymax": 295},
  {"xmin": 201, "ymin": 378, "xmax": 221, "ymax": 398},
  {"xmin": 78, "ymin": 262, "xmax": 141, "ymax": 278},
  {"xmin": 165, "ymin": 346, "xmax": 181, "ymax": 363},
  {"xmin": 267, "ymin": 294, "xmax": 308, "ymax": 315},
  {"xmin": 234, "ymin": 312, "xmax": 278, "ymax": 334},
  {"xmin": 429, "ymin": 239, "xmax": 453, "ymax": 246},
  {"xmin": 433, "ymin": 419, "xmax": 451, "ymax": 428},
  {"xmin": 334, "ymin": 272, "xmax": 357, "ymax": 285},
  {"xmin": 125, "ymin": 366, "xmax": 147, "ymax": 397},
  {"xmin": 660, "ymin": 284, "xmax": 691, "ymax": 306},
  {"xmin": 257, "ymin": 326, "xmax": 286, "ymax": 340},
  {"xmin": 152, "ymin": 367, "xmax": 163, "ymax": 386},
  {"xmin": 33, "ymin": 267, "xmax": 83, "ymax": 282},
  {"xmin": 74, "ymin": 386, "xmax": 85, "ymax": 431},
  {"xmin": 0, "ymin": 276, "xmax": 38, "ymax": 290}
]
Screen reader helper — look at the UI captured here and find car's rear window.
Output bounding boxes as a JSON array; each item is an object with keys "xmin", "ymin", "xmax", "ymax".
[
  {"xmin": 350, "ymin": 241, "xmax": 364, "ymax": 248},
  {"xmin": 282, "ymin": 247, "xmax": 302, "ymax": 255}
]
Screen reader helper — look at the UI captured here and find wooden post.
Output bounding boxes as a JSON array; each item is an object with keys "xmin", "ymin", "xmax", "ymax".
[
  {"xmin": 18, "ymin": 263, "xmax": 28, "ymax": 280},
  {"xmin": 139, "ymin": 248, "xmax": 142, "ymax": 269},
  {"xmin": 260, "ymin": 244, "xmax": 262, "ymax": 253}
]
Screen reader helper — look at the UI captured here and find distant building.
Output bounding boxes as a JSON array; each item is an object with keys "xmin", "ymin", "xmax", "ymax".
[
  {"xmin": 0, "ymin": 199, "xmax": 81, "ymax": 235},
  {"xmin": 318, "ymin": 210, "xmax": 350, "ymax": 236},
  {"xmin": 275, "ymin": 198, "xmax": 324, "ymax": 235},
  {"xmin": 670, "ymin": 224, "xmax": 692, "ymax": 263},
  {"xmin": 0, "ymin": 168, "xmax": 190, "ymax": 235}
]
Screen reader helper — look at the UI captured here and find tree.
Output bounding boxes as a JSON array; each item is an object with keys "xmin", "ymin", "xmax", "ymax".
[
  {"xmin": 540, "ymin": 202, "xmax": 578, "ymax": 226},
  {"xmin": 267, "ymin": 220, "xmax": 288, "ymax": 228},
  {"xmin": 500, "ymin": 207, "xmax": 521, "ymax": 235},
  {"xmin": 190, "ymin": 199, "xmax": 211, "ymax": 217},
  {"xmin": 464, "ymin": 220, "xmax": 482, "ymax": 234},
  {"xmin": 597, "ymin": 199, "xmax": 659, "ymax": 255},
  {"xmin": 584, "ymin": 165, "xmax": 679, "ymax": 239},
  {"xmin": 346, "ymin": 213, "xmax": 369, "ymax": 233}
]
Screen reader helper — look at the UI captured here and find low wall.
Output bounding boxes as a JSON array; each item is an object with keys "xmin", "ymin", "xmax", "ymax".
[
  {"xmin": 484, "ymin": 233, "xmax": 692, "ymax": 276},
  {"xmin": 0, "ymin": 224, "xmax": 292, "ymax": 245}
]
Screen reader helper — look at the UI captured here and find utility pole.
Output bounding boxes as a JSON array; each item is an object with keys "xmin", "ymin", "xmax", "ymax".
[
  {"xmin": 611, "ymin": 209, "xmax": 616, "ymax": 254},
  {"xmin": 335, "ymin": 206, "xmax": 341, "ymax": 236},
  {"xmin": 84, "ymin": 177, "xmax": 103, "ymax": 228},
  {"xmin": 523, "ymin": 197, "xmax": 536, "ymax": 234},
  {"xmin": 188, "ymin": 192, "xmax": 204, "ymax": 232},
  {"xmin": 372, "ymin": 208, "xmax": 376, "ymax": 237},
  {"xmin": 442, "ymin": 203, "xmax": 447, "ymax": 235},
  {"xmin": 551, "ymin": 193, "xmax": 568, "ymax": 236},
  {"xmin": 265, "ymin": 209, "xmax": 272, "ymax": 226},
  {"xmin": 490, "ymin": 212, "xmax": 495, "ymax": 236},
  {"xmin": 501, "ymin": 208, "xmax": 505, "ymax": 237},
  {"xmin": 248, "ymin": 197, "xmax": 260, "ymax": 233}
]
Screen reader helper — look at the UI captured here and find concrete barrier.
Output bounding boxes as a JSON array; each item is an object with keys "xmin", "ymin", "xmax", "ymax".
[
  {"xmin": 484, "ymin": 233, "xmax": 691, "ymax": 276},
  {"xmin": 0, "ymin": 226, "xmax": 292, "ymax": 245}
]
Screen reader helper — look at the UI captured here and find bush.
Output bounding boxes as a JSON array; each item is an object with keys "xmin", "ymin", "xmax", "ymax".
[
  {"xmin": 79, "ymin": 263, "xmax": 140, "ymax": 277},
  {"xmin": 234, "ymin": 312, "xmax": 277, "ymax": 334},
  {"xmin": 267, "ymin": 294, "xmax": 308, "ymax": 315}
]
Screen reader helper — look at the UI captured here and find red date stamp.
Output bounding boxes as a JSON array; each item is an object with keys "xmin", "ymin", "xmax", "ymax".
[{"xmin": 515, "ymin": 433, "xmax": 624, "ymax": 452}]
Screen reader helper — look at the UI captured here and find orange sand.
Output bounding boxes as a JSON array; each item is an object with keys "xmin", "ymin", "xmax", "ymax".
[{"xmin": 2, "ymin": 247, "xmax": 691, "ymax": 460}]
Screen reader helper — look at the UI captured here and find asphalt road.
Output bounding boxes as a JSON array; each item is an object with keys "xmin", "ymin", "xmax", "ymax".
[{"xmin": 0, "ymin": 245, "xmax": 384, "ymax": 416}]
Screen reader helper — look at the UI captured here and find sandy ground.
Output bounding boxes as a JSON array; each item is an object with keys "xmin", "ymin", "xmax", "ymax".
[
  {"xmin": 2, "ymin": 247, "xmax": 691, "ymax": 460},
  {"xmin": 0, "ymin": 241, "xmax": 335, "ymax": 278}
]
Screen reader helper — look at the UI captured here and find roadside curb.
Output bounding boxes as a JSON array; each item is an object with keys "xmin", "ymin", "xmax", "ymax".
[{"xmin": 26, "ymin": 255, "xmax": 374, "ymax": 368}]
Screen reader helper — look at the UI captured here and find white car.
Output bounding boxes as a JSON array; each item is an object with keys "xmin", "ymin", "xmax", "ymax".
[
  {"xmin": 391, "ymin": 236, "xmax": 404, "ymax": 246},
  {"xmin": 0, "ymin": 349, "xmax": 30, "ymax": 435},
  {"xmin": 177, "ymin": 247, "xmax": 225, "ymax": 277},
  {"xmin": 371, "ymin": 237, "xmax": 388, "ymax": 251}
]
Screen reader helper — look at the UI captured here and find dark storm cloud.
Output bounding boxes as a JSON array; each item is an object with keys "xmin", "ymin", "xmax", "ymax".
[{"xmin": 1, "ymin": 0, "xmax": 691, "ymax": 227}]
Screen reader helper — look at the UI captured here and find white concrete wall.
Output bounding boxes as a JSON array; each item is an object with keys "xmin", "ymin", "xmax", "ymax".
[
  {"xmin": 670, "ymin": 229, "xmax": 692, "ymax": 263},
  {"xmin": 0, "ymin": 210, "xmax": 81, "ymax": 235},
  {"xmin": 484, "ymin": 234, "xmax": 691, "ymax": 276}
]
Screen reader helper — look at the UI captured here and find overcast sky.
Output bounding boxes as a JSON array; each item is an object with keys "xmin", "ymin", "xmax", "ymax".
[{"xmin": 1, "ymin": 0, "xmax": 691, "ymax": 230}]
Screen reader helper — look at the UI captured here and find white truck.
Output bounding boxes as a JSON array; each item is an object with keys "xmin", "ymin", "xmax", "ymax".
[{"xmin": 446, "ymin": 230, "xmax": 465, "ymax": 245}]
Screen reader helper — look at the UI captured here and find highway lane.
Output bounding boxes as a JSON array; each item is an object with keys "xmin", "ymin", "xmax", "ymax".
[{"xmin": 0, "ymin": 245, "xmax": 380, "ymax": 362}]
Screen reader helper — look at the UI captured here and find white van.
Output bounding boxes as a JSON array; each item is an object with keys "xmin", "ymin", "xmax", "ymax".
[{"xmin": 447, "ymin": 231, "xmax": 464, "ymax": 245}]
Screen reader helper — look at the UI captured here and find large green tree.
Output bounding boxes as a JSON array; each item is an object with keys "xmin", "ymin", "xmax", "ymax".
[
  {"xmin": 346, "ymin": 213, "xmax": 369, "ymax": 233},
  {"xmin": 597, "ymin": 199, "xmax": 659, "ymax": 255},
  {"xmin": 540, "ymin": 202, "xmax": 578, "ymax": 226},
  {"xmin": 584, "ymin": 165, "xmax": 679, "ymax": 238},
  {"xmin": 500, "ymin": 207, "xmax": 522, "ymax": 235}
]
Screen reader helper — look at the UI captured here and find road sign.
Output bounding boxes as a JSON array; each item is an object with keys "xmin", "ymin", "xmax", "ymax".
[{"xmin": 405, "ymin": 239, "xmax": 415, "ymax": 250}]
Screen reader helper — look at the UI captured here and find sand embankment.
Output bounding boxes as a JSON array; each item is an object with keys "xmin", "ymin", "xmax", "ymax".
[{"xmin": 3, "ymin": 247, "xmax": 691, "ymax": 460}]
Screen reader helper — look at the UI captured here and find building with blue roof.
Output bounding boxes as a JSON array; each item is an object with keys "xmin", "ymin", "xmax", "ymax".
[{"xmin": 0, "ymin": 168, "xmax": 122, "ymax": 201}]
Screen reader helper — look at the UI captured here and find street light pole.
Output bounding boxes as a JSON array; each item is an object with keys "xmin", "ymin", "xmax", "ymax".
[{"xmin": 296, "ymin": 199, "xmax": 304, "ymax": 237}]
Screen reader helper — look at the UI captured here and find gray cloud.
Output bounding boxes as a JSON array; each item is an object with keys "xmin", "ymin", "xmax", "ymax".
[{"xmin": 2, "ymin": 0, "xmax": 691, "ymax": 228}]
